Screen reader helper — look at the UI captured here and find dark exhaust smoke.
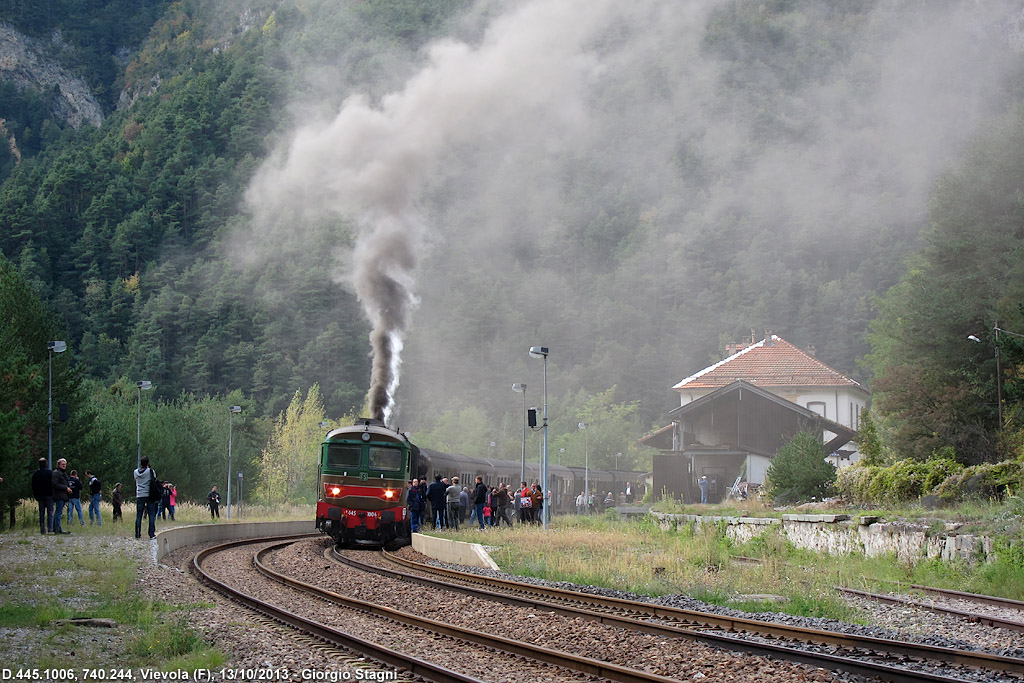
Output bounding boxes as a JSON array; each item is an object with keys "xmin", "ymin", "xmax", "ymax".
[{"xmin": 355, "ymin": 216, "xmax": 418, "ymax": 422}]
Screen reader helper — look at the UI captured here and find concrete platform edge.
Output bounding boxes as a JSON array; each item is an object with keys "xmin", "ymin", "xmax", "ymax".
[
  {"xmin": 155, "ymin": 521, "xmax": 317, "ymax": 563},
  {"xmin": 411, "ymin": 533, "xmax": 500, "ymax": 570}
]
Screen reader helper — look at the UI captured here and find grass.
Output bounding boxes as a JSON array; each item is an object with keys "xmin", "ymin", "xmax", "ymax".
[
  {"xmin": 426, "ymin": 500, "xmax": 1024, "ymax": 622},
  {"xmin": 0, "ymin": 499, "xmax": 311, "ymax": 669},
  {"xmin": 6, "ymin": 498, "xmax": 314, "ymax": 532},
  {"xmin": 6, "ymin": 494, "xmax": 1022, "ymax": 658}
]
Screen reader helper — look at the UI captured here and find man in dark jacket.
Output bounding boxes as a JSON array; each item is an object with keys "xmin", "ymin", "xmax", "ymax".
[
  {"xmin": 31, "ymin": 458, "xmax": 53, "ymax": 535},
  {"xmin": 406, "ymin": 479, "xmax": 425, "ymax": 533},
  {"xmin": 426, "ymin": 475, "xmax": 447, "ymax": 529},
  {"xmin": 496, "ymin": 483, "xmax": 514, "ymax": 527},
  {"xmin": 51, "ymin": 458, "xmax": 72, "ymax": 534},
  {"xmin": 472, "ymin": 476, "xmax": 488, "ymax": 530}
]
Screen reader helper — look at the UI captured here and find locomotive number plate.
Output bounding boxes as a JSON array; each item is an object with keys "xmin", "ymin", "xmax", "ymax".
[
  {"xmin": 344, "ymin": 510, "xmax": 379, "ymax": 518},
  {"xmin": 359, "ymin": 472, "xmax": 368, "ymax": 481}
]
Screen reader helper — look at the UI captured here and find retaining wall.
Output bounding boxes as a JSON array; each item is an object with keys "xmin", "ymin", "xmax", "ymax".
[
  {"xmin": 152, "ymin": 523, "xmax": 498, "ymax": 571},
  {"xmin": 652, "ymin": 512, "xmax": 994, "ymax": 565},
  {"xmin": 411, "ymin": 533, "xmax": 499, "ymax": 570},
  {"xmin": 154, "ymin": 521, "xmax": 317, "ymax": 564}
]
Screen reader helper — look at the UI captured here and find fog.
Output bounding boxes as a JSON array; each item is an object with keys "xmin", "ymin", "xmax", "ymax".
[{"xmin": 242, "ymin": 0, "xmax": 1024, "ymax": 428}]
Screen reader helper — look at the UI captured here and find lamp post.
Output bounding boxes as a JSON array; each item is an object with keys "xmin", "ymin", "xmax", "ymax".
[
  {"xmin": 227, "ymin": 405, "xmax": 241, "ymax": 520},
  {"xmin": 512, "ymin": 383, "xmax": 527, "ymax": 485},
  {"xmin": 969, "ymin": 326, "xmax": 1024, "ymax": 428},
  {"xmin": 529, "ymin": 346, "xmax": 549, "ymax": 528},
  {"xmin": 578, "ymin": 422, "xmax": 589, "ymax": 510},
  {"xmin": 616, "ymin": 452, "xmax": 622, "ymax": 472},
  {"xmin": 47, "ymin": 341, "xmax": 66, "ymax": 468},
  {"xmin": 136, "ymin": 380, "xmax": 152, "ymax": 469}
]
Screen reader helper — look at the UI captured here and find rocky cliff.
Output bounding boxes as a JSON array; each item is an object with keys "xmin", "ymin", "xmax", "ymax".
[{"xmin": 0, "ymin": 23, "xmax": 103, "ymax": 130}]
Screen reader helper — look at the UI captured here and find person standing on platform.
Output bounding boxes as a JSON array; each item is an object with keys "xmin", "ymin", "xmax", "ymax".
[
  {"xmin": 133, "ymin": 456, "xmax": 159, "ymax": 539},
  {"xmin": 445, "ymin": 477, "xmax": 461, "ymax": 531},
  {"xmin": 111, "ymin": 483, "xmax": 123, "ymax": 522},
  {"xmin": 86, "ymin": 470, "xmax": 102, "ymax": 525},
  {"xmin": 67, "ymin": 469, "xmax": 84, "ymax": 526},
  {"xmin": 207, "ymin": 485, "xmax": 221, "ymax": 519},
  {"xmin": 31, "ymin": 458, "xmax": 54, "ymax": 534}
]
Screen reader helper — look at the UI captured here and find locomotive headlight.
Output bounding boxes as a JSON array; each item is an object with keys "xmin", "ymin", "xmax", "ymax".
[
  {"xmin": 384, "ymin": 489, "xmax": 394, "ymax": 499},
  {"xmin": 327, "ymin": 485, "xmax": 342, "ymax": 497}
]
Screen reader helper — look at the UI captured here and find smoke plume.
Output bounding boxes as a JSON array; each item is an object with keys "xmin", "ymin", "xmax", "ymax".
[
  {"xmin": 241, "ymin": 0, "xmax": 1024, "ymax": 428},
  {"xmin": 244, "ymin": 0, "xmax": 623, "ymax": 422}
]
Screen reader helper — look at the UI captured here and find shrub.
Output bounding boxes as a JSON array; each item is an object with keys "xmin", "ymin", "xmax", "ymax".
[
  {"xmin": 835, "ymin": 454, "xmax": 966, "ymax": 506},
  {"xmin": 835, "ymin": 464, "xmax": 877, "ymax": 504},
  {"xmin": 933, "ymin": 460, "xmax": 1024, "ymax": 502},
  {"xmin": 766, "ymin": 430, "xmax": 837, "ymax": 504}
]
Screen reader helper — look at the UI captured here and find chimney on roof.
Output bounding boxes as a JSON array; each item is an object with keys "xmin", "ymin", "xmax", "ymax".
[
  {"xmin": 764, "ymin": 329, "xmax": 774, "ymax": 346},
  {"xmin": 725, "ymin": 341, "xmax": 749, "ymax": 356},
  {"xmin": 806, "ymin": 343, "xmax": 816, "ymax": 357}
]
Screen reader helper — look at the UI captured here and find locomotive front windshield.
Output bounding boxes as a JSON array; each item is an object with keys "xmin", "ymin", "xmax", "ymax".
[
  {"xmin": 326, "ymin": 444, "xmax": 361, "ymax": 468},
  {"xmin": 369, "ymin": 446, "xmax": 403, "ymax": 472}
]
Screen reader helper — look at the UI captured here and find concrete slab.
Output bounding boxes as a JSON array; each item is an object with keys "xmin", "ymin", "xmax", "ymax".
[
  {"xmin": 155, "ymin": 521, "xmax": 318, "ymax": 563},
  {"xmin": 411, "ymin": 533, "xmax": 499, "ymax": 570}
]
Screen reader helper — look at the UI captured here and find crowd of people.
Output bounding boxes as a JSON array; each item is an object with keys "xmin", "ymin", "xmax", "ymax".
[
  {"xmin": 27, "ymin": 454, "xmax": 223, "ymax": 539},
  {"xmin": 405, "ymin": 474, "xmax": 563, "ymax": 532},
  {"xmin": 31, "ymin": 457, "xmax": 116, "ymax": 535}
]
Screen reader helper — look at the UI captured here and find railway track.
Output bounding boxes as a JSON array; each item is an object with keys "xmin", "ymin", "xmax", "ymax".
[
  {"xmin": 191, "ymin": 535, "xmax": 483, "ymax": 683},
  {"xmin": 193, "ymin": 535, "xmax": 727, "ymax": 683},
  {"xmin": 329, "ymin": 547, "xmax": 1024, "ymax": 683},
  {"xmin": 838, "ymin": 585, "xmax": 1024, "ymax": 633}
]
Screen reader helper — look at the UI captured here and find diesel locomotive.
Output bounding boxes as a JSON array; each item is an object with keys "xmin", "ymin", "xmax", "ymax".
[{"xmin": 315, "ymin": 418, "xmax": 425, "ymax": 549}]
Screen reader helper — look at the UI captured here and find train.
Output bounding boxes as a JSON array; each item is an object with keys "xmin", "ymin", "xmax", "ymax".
[
  {"xmin": 418, "ymin": 448, "xmax": 649, "ymax": 515},
  {"xmin": 316, "ymin": 418, "xmax": 650, "ymax": 548},
  {"xmin": 315, "ymin": 418, "xmax": 425, "ymax": 549}
]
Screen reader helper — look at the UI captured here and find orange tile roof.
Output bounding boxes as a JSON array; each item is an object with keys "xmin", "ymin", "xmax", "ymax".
[{"xmin": 673, "ymin": 336, "xmax": 863, "ymax": 390}]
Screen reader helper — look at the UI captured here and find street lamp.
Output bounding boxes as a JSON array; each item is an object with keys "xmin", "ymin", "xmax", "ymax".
[
  {"xmin": 578, "ymin": 422, "xmax": 589, "ymax": 511},
  {"xmin": 227, "ymin": 405, "xmax": 241, "ymax": 520},
  {"xmin": 136, "ymin": 380, "xmax": 152, "ymax": 469},
  {"xmin": 47, "ymin": 341, "xmax": 66, "ymax": 468},
  {"xmin": 512, "ymin": 383, "xmax": 527, "ymax": 485},
  {"xmin": 969, "ymin": 326, "xmax": 1024, "ymax": 428},
  {"xmin": 529, "ymin": 346, "xmax": 549, "ymax": 528}
]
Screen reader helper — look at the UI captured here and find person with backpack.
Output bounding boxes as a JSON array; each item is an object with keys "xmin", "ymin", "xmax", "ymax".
[{"xmin": 133, "ymin": 456, "xmax": 159, "ymax": 539}]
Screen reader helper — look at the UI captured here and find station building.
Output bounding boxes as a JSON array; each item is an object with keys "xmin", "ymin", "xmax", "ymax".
[{"xmin": 641, "ymin": 333, "xmax": 869, "ymax": 503}]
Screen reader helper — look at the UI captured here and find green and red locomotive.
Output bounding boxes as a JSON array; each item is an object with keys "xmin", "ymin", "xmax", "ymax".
[{"xmin": 316, "ymin": 418, "xmax": 424, "ymax": 549}]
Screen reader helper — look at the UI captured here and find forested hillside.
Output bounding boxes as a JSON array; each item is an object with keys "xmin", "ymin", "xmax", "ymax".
[{"xmin": 4, "ymin": 0, "xmax": 1024, "ymax": 513}]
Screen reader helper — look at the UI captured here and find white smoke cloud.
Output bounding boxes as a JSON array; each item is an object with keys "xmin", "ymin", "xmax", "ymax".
[{"xmin": 241, "ymin": 0, "xmax": 1024, "ymax": 426}]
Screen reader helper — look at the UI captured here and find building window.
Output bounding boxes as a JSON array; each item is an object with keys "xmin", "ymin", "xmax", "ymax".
[{"xmin": 807, "ymin": 401, "xmax": 826, "ymax": 418}]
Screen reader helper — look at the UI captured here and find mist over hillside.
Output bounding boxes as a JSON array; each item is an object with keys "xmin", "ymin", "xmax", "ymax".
[
  {"xmin": 3, "ymin": 0, "xmax": 1024, "ymax": 464},
  {"xmin": 242, "ymin": 0, "xmax": 1024, "ymax": 433}
]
